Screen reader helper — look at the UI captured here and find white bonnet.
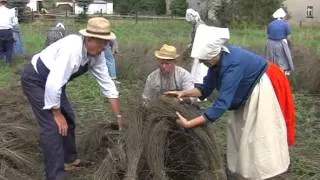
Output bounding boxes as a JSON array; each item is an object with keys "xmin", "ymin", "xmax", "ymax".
[{"xmin": 191, "ymin": 24, "xmax": 230, "ymax": 60}]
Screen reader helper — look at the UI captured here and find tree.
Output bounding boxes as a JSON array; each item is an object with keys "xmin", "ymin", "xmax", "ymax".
[
  {"xmin": 215, "ymin": 0, "xmax": 285, "ymax": 26},
  {"xmin": 165, "ymin": 0, "xmax": 171, "ymax": 15},
  {"xmin": 7, "ymin": 0, "xmax": 30, "ymax": 22},
  {"xmin": 170, "ymin": 0, "xmax": 187, "ymax": 16},
  {"xmin": 113, "ymin": 0, "xmax": 166, "ymax": 15},
  {"xmin": 42, "ymin": 0, "xmax": 56, "ymax": 9}
]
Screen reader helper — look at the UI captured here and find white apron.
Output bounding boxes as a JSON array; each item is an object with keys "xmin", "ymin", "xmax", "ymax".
[{"xmin": 227, "ymin": 74, "xmax": 290, "ymax": 179}]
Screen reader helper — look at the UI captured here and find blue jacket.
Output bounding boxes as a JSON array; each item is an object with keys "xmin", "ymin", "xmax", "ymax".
[
  {"xmin": 197, "ymin": 45, "xmax": 268, "ymax": 122},
  {"xmin": 267, "ymin": 19, "xmax": 291, "ymax": 40}
]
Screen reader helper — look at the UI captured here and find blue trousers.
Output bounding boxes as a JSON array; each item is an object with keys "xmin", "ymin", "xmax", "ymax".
[
  {"xmin": 104, "ymin": 47, "xmax": 117, "ymax": 79},
  {"xmin": 21, "ymin": 63, "xmax": 77, "ymax": 180},
  {"xmin": 0, "ymin": 29, "xmax": 13, "ymax": 63},
  {"xmin": 12, "ymin": 31, "xmax": 24, "ymax": 56}
]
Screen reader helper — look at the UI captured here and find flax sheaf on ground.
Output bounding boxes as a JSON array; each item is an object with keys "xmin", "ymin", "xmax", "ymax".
[
  {"xmin": 79, "ymin": 95, "xmax": 226, "ymax": 180},
  {"xmin": 0, "ymin": 86, "xmax": 42, "ymax": 180},
  {"xmin": 290, "ymin": 45, "xmax": 320, "ymax": 93}
]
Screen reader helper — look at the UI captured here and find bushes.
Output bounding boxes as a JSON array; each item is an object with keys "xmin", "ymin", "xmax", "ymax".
[
  {"xmin": 170, "ymin": 0, "xmax": 188, "ymax": 16},
  {"xmin": 215, "ymin": 0, "xmax": 284, "ymax": 26}
]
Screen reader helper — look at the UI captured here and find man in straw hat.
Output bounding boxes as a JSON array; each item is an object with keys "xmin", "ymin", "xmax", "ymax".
[
  {"xmin": 21, "ymin": 17, "xmax": 123, "ymax": 180},
  {"xmin": 266, "ymin": 7, "xmax": 294, "ymax": 75},
  {"xmin": 0, "ymin": 0, "xmax": 18, "ymax": 63},
  {"xmin": 165, "ymin": 24, "xmax": 295, "ymax": 179},
  {"xmin": 142, "ymin": 44, "xmax": 194, "ymax": 104}
]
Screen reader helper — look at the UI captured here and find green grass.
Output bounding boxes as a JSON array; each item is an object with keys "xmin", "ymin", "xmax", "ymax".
[
  {"xmin": 1, "ymin": 18, "xmax": 320, "ymax": 179},
  {"xmin": 19, "ymin": 18, "xmax": 320, "ymax": 54}
]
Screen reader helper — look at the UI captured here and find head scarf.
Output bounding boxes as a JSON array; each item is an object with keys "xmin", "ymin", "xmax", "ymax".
[
  {"xmin": 272, "ymin": 8, "xmax": 286, "ymax": 19},
  {"xmin": 186, "ymin": 8, "xmax": 201, "ymax": 24},
  {"xmin": 191, "ymin": 24, "xmax": 230, "ymax": 60},
  {"xmin": 56, "ymin": 22, "xmax": 65, "ymax": 30}
]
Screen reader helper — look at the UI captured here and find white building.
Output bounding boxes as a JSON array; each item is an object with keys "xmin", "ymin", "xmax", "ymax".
[
  {"xmin": 26, "ymin": 0, "xmax": 43, "ymax": 11},
  {"xmin": 283, "ymin": 0, "xmax": 320, "ymax": 22},
  {"xmin": 74, "ymin": 0, "xmax": 113, "ymax": 15}
]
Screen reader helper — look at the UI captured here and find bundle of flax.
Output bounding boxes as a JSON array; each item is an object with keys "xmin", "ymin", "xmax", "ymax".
[{"xmin": 84, "ymin": 95, "xmax": 226, "ymax": 180}]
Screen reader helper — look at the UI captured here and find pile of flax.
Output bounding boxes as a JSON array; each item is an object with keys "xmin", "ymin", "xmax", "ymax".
[
  {"xmin": 81, "ymin": 95, "xmax": 226, "ymax": 180},
  {"xmin": 0, "ymin": 86, "xmax": 41, "ymax": 180}
]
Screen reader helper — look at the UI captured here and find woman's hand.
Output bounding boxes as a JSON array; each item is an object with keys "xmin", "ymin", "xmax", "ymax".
[
  {"xmin": 176, "ymin": 112, "xmax": 208, "ymax": 129},
  {"xmin": 164, "ymin": 91, "xmax": 185, "ymax": 101},
  {"xmin": 175, "ymin": 112, "xmax": 190, "ymax": 128}
]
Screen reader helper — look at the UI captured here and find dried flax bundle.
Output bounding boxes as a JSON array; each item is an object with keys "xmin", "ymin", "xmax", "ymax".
[{"xmin": 0, "ymin": 86, "xmax": 41, "ymax": 179}]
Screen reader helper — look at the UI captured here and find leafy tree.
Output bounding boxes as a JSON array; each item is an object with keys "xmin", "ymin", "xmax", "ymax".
[
  {"xmin": 114, "ymin": 0, "xmax": 166, "ymax": 15},
  {"xmin": 42, "ymin": 0, "xmax": 56, "ymax": 9},
  {"xmin": 155, "ymin": 0, "xmax": 166, "ymax": 15},
  {"xmin": 215, "ymin": 0, "xmax": 284, "ymax": 26},
  {"xmin": 7, "ymin": 0, "xmax": 30, "ymax": 22},
  {"xmin": 170, "ymin": 0, "xmax": 187, "ymax": 16}
]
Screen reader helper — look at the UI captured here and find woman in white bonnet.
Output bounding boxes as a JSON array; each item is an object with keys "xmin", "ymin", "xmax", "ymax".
[
  {"xmin": 165, "ymin": 24, "xmax": 294, "ymax": 179},
  {"xmin": 185, "ymin": 9, "xmax": 208, "ymax": 92},
  {"xmin": 44, "ymin": 22, "xmax": 66, "ymax": 47},
  {"xmin": 266, "ymin": 8, "xmax": 294, "ymax": 75}
]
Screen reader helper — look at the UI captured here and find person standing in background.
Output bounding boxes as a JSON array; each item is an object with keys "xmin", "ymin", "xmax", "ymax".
[
  {"xmin": 185, "ymin": 9, "xmax": 208, "ymax": 93},
  {"xmin": 0, "ymin": 0, "xmax": 17, "ymax": 63},
  {"xmin": 104, "ymin": 38, "xmax": 121, "ymax": 84},
  {"xmin": 11, "ymin": 7, "xmax": 24, "ymax": 56},
  {"xmin": 44, "ymin": 22, "xmax": 66, "ymax": 47},
  {"xmin": 266, "ymin": 8, "xmax": 294, "ymax": 75}
]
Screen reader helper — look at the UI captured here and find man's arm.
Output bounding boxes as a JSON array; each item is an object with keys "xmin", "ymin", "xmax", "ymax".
[
  {"xmin": 90, "ymin": 55, "xmax": 123, "ymax": 129},
  {"xmin": 108, "ymin": 98, "xmax": 123, "ymax": 130}
]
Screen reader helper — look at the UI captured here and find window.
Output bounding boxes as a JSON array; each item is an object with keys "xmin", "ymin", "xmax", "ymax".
[{"xmin": 306, "ymin": 6, "xmax": 313, "ymax": 18}]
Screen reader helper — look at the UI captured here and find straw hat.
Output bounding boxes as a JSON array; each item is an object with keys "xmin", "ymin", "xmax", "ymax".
[
  {"xmin": 79, "ymin": 17, "xmax": 116, "ymax": 40},
  {"xmin": 155, "ymin": 44, "xmax": 180, "ymax": 60}
]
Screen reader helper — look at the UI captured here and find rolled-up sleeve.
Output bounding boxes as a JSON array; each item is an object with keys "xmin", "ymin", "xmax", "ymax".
[
  {"xmin": 179, "ymin": 68, "xmax": 194, "ymax": 90},
  {"xmin": 43, "ymin": 49, "xmax": 75, "ymax": 109},
  {"xmin": 142, "ymin": 75, "xmax": 153, "ymax": 104},
  {"xmin": 203, "ymin": 63, "xmax": 243, "ymax": 122},
  {"xmin": 90, "ymin": 55, "xmax": 119, "ymax": 98}
]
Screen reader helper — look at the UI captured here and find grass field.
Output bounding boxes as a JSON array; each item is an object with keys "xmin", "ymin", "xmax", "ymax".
[{"xmin": 0, "ymin": 17, "xmax": 319, "ymax": 179}]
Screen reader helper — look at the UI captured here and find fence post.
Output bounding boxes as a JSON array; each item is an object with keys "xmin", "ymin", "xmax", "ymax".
[
  {"xmin": 135, "ymin": 11, "xmax": 138, "ymax": 24},
  {"xmin": 299, "ymin": 20, "xmax": 302, "ymax": 28},
  {"xmin": 65, "ymin": 9, "xmax": 68, "ymax": 17},
  {"xmin": 31, "ymin": 10, "xmax": 34, "ymax": 21}
]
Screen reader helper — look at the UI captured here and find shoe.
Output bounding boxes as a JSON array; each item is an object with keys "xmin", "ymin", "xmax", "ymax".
[{"xmin": 113, "ymin": 80, "xmax": 121, "ymax": 84}]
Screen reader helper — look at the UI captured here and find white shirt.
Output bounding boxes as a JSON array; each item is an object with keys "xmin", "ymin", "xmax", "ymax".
[
  {"xmin": 31, "ymin": 34, "xmax": 119, "ymax": 110},
  {"xmin": 142, "ymin": 66, "xmax": 194, "ymax": 104},
  {"xmin": 0, "ymin": 6, "xmax": 17, "ymax": 29}
]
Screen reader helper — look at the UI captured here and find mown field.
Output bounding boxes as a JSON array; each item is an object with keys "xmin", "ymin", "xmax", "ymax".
[{"xmin": 0, "ymin": 17, "xmax": 319, "ymax": 179}]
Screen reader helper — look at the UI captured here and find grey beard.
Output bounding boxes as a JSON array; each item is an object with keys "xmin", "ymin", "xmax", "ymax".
[{"xmin": 160, "ymin": 70, "xmax": 176, "ymax": 92}]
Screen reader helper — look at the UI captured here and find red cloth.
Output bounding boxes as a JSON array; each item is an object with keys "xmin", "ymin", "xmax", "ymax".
[{"xmin": 266, "ymin": 62, "xmax": 296, "ymax": 146}]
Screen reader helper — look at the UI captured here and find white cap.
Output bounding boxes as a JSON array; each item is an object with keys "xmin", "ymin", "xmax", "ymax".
[
  {"xmin": 272, "ymin": 8, "xmax": 286, "ymax": 18},
  {"xmin": 191, "ymin": 24, "xmax": 230, "ymax": 60}
]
